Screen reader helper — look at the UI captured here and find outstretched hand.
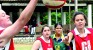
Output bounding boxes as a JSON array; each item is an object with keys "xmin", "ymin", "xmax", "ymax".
[{"xmin": 63, "ymin": 36, "xmax": 69, "ymax": 44}]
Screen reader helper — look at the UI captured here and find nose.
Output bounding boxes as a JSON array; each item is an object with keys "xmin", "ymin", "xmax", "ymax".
[
  {"xmin": 46, "ymin": 30, "xmax": 50, "ymax": 33},
  {"xmin": 78, "ymin": 20, "xmax": 82, "ymax": 22},
  {"xmin": 6, "ymin": 15, "xmax": 10, "ymax": 18}
]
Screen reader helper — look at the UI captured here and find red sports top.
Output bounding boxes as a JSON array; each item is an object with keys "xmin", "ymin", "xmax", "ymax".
[
  {"xmin": 71, "ymin": 28, "xmax": 93, "ymax": 50},
  {"xmin": 37, "ymin": 37, "xmax": 53, "ymax": 50},
  {"xmin": 0, "ymin": 30, "xmax": 14, "ymax": 50}
]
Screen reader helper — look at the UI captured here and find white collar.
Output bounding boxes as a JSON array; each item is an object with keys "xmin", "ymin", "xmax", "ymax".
[
  {"xmin": 0, "ymin": 27, "xmax": 5, "ymax": 30},
  {"xmin": 74, "ymin": 27, "xmax": 90, "ymax": 35}
]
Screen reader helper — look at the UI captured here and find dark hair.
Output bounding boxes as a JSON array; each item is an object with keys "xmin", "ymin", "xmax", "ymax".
[
  {"xmin": 54, "ymin": 23, "xmax": 63, "ymax": 28},
  {"xmin": 41, "ymin": 24, "xmax": 50, "ymax": 33},
  {"xmin": 72, "ymin": 12, "xmax": 87, "ymax": 23}
]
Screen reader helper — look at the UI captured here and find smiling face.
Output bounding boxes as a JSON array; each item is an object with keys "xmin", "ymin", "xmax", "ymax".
[
  {"xmin": 0, "ymin": 10, "xmax": 12, "ymax": 28},
  {"xmin": 74, "ymin": 14, "xmax": 86, "ymax": 29},
  {"xmin": 55, "ymin": 25, "xmax": 63, "ymax": 35}
]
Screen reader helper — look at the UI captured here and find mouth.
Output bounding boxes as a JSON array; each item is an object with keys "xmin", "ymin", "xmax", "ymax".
[{"xmin": 78, "ymin": 23, "xmax": 83, "ymax": 26}]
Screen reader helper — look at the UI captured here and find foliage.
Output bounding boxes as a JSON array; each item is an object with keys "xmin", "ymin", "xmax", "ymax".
[
  {"xmin": 40, "ymin": 7, "xmax": 93, "ymax": 26},
  {"xmin": 40, "ymin": 11, "xmax": 62, "ymax": 25},
  {"xmin": 66, "ymin": 7, "xmax": 87, "ymax": 24}
]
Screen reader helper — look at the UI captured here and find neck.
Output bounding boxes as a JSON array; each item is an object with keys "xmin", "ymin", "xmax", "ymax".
[
  {"xmin": 55, "ymin": 33, "xmax": 61, "ymax": 37},
  {"xmin": 42, "ymin": 36, "xmax": 49, "ymax": 41},
  {"xmin": 77, "ymin": 28, "xmax": 85, "ymax": 34}
]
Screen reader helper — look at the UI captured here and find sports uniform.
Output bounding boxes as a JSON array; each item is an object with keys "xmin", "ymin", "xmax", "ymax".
[
  {"xmin": 71, "ymin": 28, "xmax": 93, "ymax": 50},
  {"xmin": 51, "ymin": 33, "xmax": 70, "ymax": 50},
  {"xmin": 0, "ymin": 29, "xmax": 14, "ymax": 50},
  {"xmin": 37, "ymin": 36, "xmax": 53, "ymax": 50}
]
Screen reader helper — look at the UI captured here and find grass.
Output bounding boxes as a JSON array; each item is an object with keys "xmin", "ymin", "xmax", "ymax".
[{"xmin": 15, "ymin": 44, "xmax": 32, "ymax": 50}]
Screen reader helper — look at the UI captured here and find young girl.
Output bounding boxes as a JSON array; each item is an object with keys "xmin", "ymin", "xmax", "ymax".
[
  {"xmin": 64, "ymin": 12, "xmax": 93, "ymax": 50},
  {"xmin": 31, "ymin": 25, "xmax": 53, "ymax": 50},
  {"xmin": 51, "ymin": 23, "xmax": 70, "ymax": 50}
]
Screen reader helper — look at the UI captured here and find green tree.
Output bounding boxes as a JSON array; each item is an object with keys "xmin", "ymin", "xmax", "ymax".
[
  {"xmin": 40, "ymin": 12, "xmax": 62, "ymax": 25},
  {"xmin": 40, "ymin": 7, "xmax": 92, "ymax": 26}
]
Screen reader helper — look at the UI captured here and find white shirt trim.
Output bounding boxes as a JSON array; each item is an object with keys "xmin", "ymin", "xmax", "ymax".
[
  {"xmin": 73, "ymin": 27, "xmax": 91, "ymax": 50},
  {"xmin": 39, "ymin": 36, "xmax": 50, "ymax": 50},
  {"xmin": 0, "ymin": 27, "xmax": 5, "ymax": 30},
  {"xmin": 74, "ymin": 27, "xmax": 90, "ymax": 37}
]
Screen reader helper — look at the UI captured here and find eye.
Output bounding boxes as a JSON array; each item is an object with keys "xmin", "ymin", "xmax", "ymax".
[
  {"xmin": 56, "ymin": 28, "xmax": 59, "ymax": 29},
  {"xmin": 81, "ymin": 19, "xmax": 84, "ymax": 21},
  {"xmin": 2, "ymin": 13, "xmax": 5, "ymax": 17},
  {"xmin": 48, "ymin": 30, "xmax": 50, "ymax": 31},
  {"xmin": 44, "ymin": 30, "xmax": 46, "ymax": 32},
  {"xmin": 56, "ymin": 28, "xmax": 62, "ymax": 29},
  {"xmin": 76, "ymin": 19, "xmax": 79, "ymax": 21}
]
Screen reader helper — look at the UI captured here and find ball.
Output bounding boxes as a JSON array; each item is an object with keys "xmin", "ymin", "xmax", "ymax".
[{"xmin": 42, "ymin": 0, "xmax": 66, "ymax": 10}]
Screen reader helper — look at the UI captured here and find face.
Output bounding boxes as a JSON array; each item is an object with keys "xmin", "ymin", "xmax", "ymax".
[
  {"xmin": 55, "ymin": 25, "xmax": 63, "ymax": 35},
  {"xmin": 0, "ymin": 10, "xmax": 12, "ymax": 28},
  {"xmin": 42, "ymin": 27, "xmax": 51, "ymax": 38},
  {"xmin": 74, "ymin": 14, "xmax": 86, "ymax": 29}
]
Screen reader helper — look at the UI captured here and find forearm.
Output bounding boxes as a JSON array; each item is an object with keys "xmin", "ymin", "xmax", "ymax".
[
  {"xmin": 0, "ymin": 0, "xmax": 38, "ymax": 39},
  {"xmin": 10, "ymin": 0, "xmax": 38, "ymax": 36},
  {"xmin": 18, "ymin": 0, "xmax": 38, "ymax": 26},
  {"xmin": 67, "ymin": 32, "xmax": 73, "ymax": 43},
  {"xmin": 63, "ymin": 32, "xmax": 73, "ymax": 45}
]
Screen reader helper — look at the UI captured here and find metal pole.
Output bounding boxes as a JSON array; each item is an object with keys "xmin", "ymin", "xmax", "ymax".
[
  {"xmin": 56, "ymin": 9, "xmax": 58, "ymax": 23},
  {"xmin": 75, "ymin": 0, "xmax": 78, "ymax": 12},
  {"xmin": 48, "ymin": 8, "xmax": 51, "ymax": 26},
  {"xmin": 88, "ymin": 4, "xmax": 92, "ymax": 28},
  {"xmin": 69, "ymin": 0, "xmax": 71, "ymax": 30}
]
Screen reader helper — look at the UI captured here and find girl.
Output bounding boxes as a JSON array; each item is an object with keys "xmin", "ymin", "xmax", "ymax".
[
  {"xmin": 51, "ymin": 23, "xmax": 70, "ymax": 50},
  {"xmin": 31, "ymin": 25, "xmax": 53, "ymax": 50},
  {"xmin": 64, "ymin": 12, "xmax": 93, "ymax": 50}
]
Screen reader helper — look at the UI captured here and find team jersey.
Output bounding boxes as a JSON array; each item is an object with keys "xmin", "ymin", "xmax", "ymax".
[
  {"xmin": 0, "ymin": 30, "xmax": 14, "ymax": 50},
  {"xmin": 37, "ymin": 36, "xmax": 53, "ymax": 50},
  {"xmin": 71, "ymin": 28, "xmax": 93, "ymax": 50},
  {"xmin": 51, "ymin": 33, "xmax": 70, "ymax": 50}
]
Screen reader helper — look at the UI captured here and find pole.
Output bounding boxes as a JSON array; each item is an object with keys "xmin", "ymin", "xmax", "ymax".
[
  {"xmin": 75, "ymin": 0, "xmax": 78, "ymax": 12},
  {"xmin": 56, "ymin": 9, "xmax": 58, "ymax": 23},
  {"xmin": 69, "ymin": 0, "xmax": 71, "ymax": 30}
]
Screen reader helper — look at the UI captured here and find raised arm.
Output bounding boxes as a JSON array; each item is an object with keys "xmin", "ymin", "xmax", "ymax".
[
  {"xmin": 0, "ymin": 0, "xmax": 37, "ymax": 39},
  {"xmin": 67, "ymin": 32, "xmax": 73, "ymax": 43},
  {"xmin": 63, "ymin": 32, "xmax": 73, "ymax": 44}
]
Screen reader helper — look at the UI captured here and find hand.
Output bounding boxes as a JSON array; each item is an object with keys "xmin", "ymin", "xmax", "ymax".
[
  {"xmin": 63, "ymin": 36, "xmax": 69, "ymax": 44},
  {"xmin": 0, "ymin": 39, "xmax": 5, "ymax": 48},
  {"xmin": 0, "ymin": 38, "xmax": 9, "ymax": 48}
]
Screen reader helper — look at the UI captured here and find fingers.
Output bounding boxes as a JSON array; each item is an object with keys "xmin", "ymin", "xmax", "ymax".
[
  {"xmin": 0, "ymin": 39, "xmax": 9, "ymax": 48},
  {"xmin": 65, "ymin": 36, "xmax": 69, "ymax": 41},
  {"xmin": 0, "ymin": 40, "xmax": 5, "ymax": 48},
  {"xmin": 63, "ymin": 36, "xmax": 69, "ymax": 44}
]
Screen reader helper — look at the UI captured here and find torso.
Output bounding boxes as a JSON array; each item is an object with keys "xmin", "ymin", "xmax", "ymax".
[
  {"xmin": 71, "ymin": 28, "xmax": 93, "ymax": 50},
  {"xmin": 0, "ymin": 30, "xmax": 14, "ymax": 50},
  {"xmin": 51, "ymin": 34, "xmax": 68, "ymax": 50},
  {"xmin": 37, "ymin": 36, "xmax": 53, "ymax": 50}
]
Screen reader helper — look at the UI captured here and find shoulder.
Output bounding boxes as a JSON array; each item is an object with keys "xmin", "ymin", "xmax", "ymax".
[
  {"xmin": 87, "ymin": 28, "xmax": 93, "ymax": 33},
  {"xmin": 31, "ymin": 40, "xmax": 41, "ymax": 50},
  {"xmin": 33, "ymin": 40, "xmax": 41, "ymax": 45},
  {"xmin": 33, "ymin": 37, "xmax": 42, "ymax": 46},
  {"xmin": 87, "ymin": 28, "xmax": 93, "ymax": 30}
]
